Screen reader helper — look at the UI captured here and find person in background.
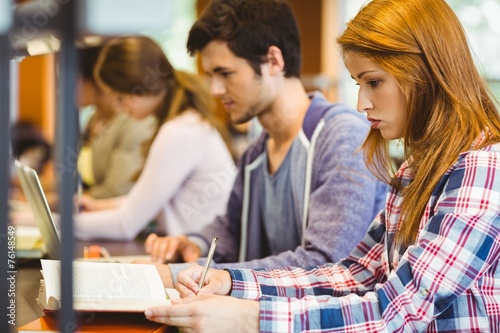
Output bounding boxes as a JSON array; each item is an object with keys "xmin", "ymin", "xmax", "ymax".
[
  {"xmin": 76, "ymin": 44, "xmax": 155, "ymax": 199},
  {"xmin": 10, "ymin": 121, "xmax": 52, "ymax": 200},
  {"xmin": 74, "ymin": 36, "xmax": 235, "ymax": 240},
  {"xmin": 142, "ymin": 0, "xmax": 387, "ymax": 288},
  {"xmin": 145, "ymin": 0, "xmax": 500, "ymax": 331},
  {"xmin": 11, "ymin": 121, "xmax": 52, "ymax": 175}
]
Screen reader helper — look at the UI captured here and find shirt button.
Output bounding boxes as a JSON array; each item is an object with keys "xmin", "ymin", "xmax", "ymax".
[{"xmin": 421, "ymin": 288, "xmax": 429, "ymax": 296}]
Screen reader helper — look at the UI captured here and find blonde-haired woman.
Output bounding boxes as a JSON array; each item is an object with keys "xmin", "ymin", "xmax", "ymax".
[{"xmin": 75, "ymin": 36, "xmax": 235, "ymax": 241}]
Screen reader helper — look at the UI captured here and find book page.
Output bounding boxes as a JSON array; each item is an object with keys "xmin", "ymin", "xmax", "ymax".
[
  {"xmin": 75, "ymin": 254, "xmax": 152, "ymax": 263},
  {"xmin": 37, "ymin": 279, "xmax": 60, "ymax": 310},
  {"xmin": 40, "ymin": 259, "xmax": 170, "ymax": 311}
]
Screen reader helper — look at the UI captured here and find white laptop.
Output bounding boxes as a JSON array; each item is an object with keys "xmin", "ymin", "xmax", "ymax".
[
  {"xmin": 14, "ymin": 160, "xmax": 151, "ymax": 263},
  {"xmin": 15, "ymin": 160, "xmax": 61, "ymax": 260}
]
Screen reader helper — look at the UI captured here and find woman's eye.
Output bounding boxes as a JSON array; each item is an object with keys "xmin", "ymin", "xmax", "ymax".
[{"xmin": 368, "ymin": 80, "xmax": 380, "ymax": 88}]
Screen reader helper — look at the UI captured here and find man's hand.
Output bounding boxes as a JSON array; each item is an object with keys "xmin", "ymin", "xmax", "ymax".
[{"xmin": 144, "ymin": 233, "xmax": 201, "ymax": 263}]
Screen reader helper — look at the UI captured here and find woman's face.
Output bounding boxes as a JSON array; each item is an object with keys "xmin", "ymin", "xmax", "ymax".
[
  {"xmin": 97, "ymin": 80, "xmax": 166, "ymax": 119},
  {"xmin": 344, "ymin": 51, "xmax": 407, "ymax": 140},
  {"xmin": 101, "ymin": 83, "xmax": 165, "ymax": 120}
]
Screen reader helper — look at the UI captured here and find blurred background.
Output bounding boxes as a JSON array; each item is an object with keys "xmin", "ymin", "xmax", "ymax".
[{"xmin": 8, "ymin": 0, "xmax": 500, "ymax": 162}]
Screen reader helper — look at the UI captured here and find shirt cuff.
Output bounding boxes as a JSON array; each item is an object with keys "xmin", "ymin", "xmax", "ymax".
[{"xmin": 226, "ymin": 268, "xmax": 262, "ymax": 300}]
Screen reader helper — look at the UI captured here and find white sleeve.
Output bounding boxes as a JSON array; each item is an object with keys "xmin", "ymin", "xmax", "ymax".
[{"xmin": 74, "ymin": 118, "xmax": 207, "ymax": 240}]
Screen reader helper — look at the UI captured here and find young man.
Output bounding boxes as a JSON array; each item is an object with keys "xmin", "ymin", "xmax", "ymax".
[{"xmin": 143, "ymin": 0, "xmax": 387, "ymax": 287}]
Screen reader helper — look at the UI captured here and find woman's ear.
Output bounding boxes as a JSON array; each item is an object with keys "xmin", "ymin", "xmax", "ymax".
[{"xmin": 266, "ymin": 45, "xmax": 285, "ymax": 76}]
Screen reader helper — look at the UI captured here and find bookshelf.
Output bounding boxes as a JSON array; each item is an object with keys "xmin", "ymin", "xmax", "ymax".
[{"xmin": 1, "ymin": 1, "xmax": 172, "ymax": 332}]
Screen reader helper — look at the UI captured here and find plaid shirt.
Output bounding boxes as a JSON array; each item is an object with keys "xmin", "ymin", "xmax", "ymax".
[{"xmin": 227, "ymin": 142, "xmax": 500, "ymax": 332}]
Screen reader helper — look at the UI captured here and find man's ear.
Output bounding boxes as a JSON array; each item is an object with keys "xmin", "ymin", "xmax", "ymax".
[{"xmin": 266, "ymin": 45, "xmax": 285, "ymax": 76}]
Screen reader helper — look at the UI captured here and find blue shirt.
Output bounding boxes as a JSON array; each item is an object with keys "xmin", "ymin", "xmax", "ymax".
[{"xmin": 259, "ymin": 141, "xmax": 300, "ymax": 256}]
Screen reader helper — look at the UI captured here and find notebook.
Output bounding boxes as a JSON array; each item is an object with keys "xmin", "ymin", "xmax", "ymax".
[
  {"xmin": 14, "ymin": 160, "xmax": 151, "ymax": 263},
  {"xmin": 15, "ymin": 225, "xmax": 45, "ymax": 259}
]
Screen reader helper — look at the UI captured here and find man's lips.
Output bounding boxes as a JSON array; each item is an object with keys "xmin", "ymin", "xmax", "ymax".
[{"xmin": 222, "ymin": 101, "xmax": 234, "ymax": 110}]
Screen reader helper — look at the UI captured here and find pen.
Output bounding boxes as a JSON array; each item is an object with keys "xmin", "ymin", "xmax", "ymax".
[{"xmin": 198, "ymin": 236, "xmax": 218, "ymax": 293}]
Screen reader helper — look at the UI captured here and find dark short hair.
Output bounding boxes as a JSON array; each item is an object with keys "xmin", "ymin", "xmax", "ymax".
[
  {"xmin": 187, "ymin": 0, "xmax": 302, "ymax": 78},
  {"xmin": 11, "ymin": 121, "xmax": 51, "ymax": 169},
  {"xmin": 78, "ymin": 45, "xmax": 103, "ymax": 82}
]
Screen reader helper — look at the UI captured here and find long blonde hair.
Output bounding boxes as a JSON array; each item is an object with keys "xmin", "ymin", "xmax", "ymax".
[
  {"xmin": 94, "ymin": 36, "xmax": 232, "ymax": 177},
  {"xmin": 337, "ymin": 0, "xmax": 500, "ymax": 246}
]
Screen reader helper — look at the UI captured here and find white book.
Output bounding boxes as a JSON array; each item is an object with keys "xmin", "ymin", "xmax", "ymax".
[{"xmin": 38, "ymin": 259, "xmax": 180, "ymax": 312}]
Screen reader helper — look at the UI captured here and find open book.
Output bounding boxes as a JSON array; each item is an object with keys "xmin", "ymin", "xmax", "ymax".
[{"xmin": 38, "ymin": 259, "xmax": 180, "ymax": 312}]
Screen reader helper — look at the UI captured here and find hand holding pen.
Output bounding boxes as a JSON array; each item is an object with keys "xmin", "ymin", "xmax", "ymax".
[
  {"xmin": 176, "ymin": 268, "xmax": 233, "ymax": 298},
  {"xmin": 174, "ymin": 236, "xmax": 233, "ymax": 297}
]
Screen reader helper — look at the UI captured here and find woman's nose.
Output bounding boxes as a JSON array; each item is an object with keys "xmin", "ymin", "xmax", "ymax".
[{"xmin": 357, "ymin": 91, "xmax": 373, "ymax": 113}]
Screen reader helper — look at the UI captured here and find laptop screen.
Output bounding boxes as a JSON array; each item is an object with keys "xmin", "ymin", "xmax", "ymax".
[{"xmin": 14, "ymin": 160, "xmax": 61, "ymax": 260}]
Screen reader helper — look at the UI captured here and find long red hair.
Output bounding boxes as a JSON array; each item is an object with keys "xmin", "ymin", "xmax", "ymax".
[{"xmin": 337, "ymin": 0, "xmax": 500, "ymax": 246}]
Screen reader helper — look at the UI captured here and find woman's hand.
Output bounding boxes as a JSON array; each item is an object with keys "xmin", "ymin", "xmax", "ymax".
[
  {"xmin": 76, "ymin": 194, "xmax": 118, "ymax": 211},
  {"xmin": 145, "ymin": 294, "xmax": 259, "ymax": 333},
  {"xmin": 176, "ymin": 265, "xmax": 232, "ymax": 298}
]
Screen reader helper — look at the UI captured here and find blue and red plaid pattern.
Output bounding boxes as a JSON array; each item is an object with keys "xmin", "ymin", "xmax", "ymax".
[{"xmin": 227, "ymin": 141, "xmax": 500, "ymax": 332}]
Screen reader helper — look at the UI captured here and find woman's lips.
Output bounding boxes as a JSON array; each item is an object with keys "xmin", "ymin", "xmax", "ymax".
[{"xmin": 368, "ymin": 117, "xmax": 380, "ymax": 129}]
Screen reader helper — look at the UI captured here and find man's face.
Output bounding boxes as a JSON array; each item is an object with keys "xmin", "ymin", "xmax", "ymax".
[{"xmin": 201, "ymin": 41, "xmax": 273, "ymax": 124}]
